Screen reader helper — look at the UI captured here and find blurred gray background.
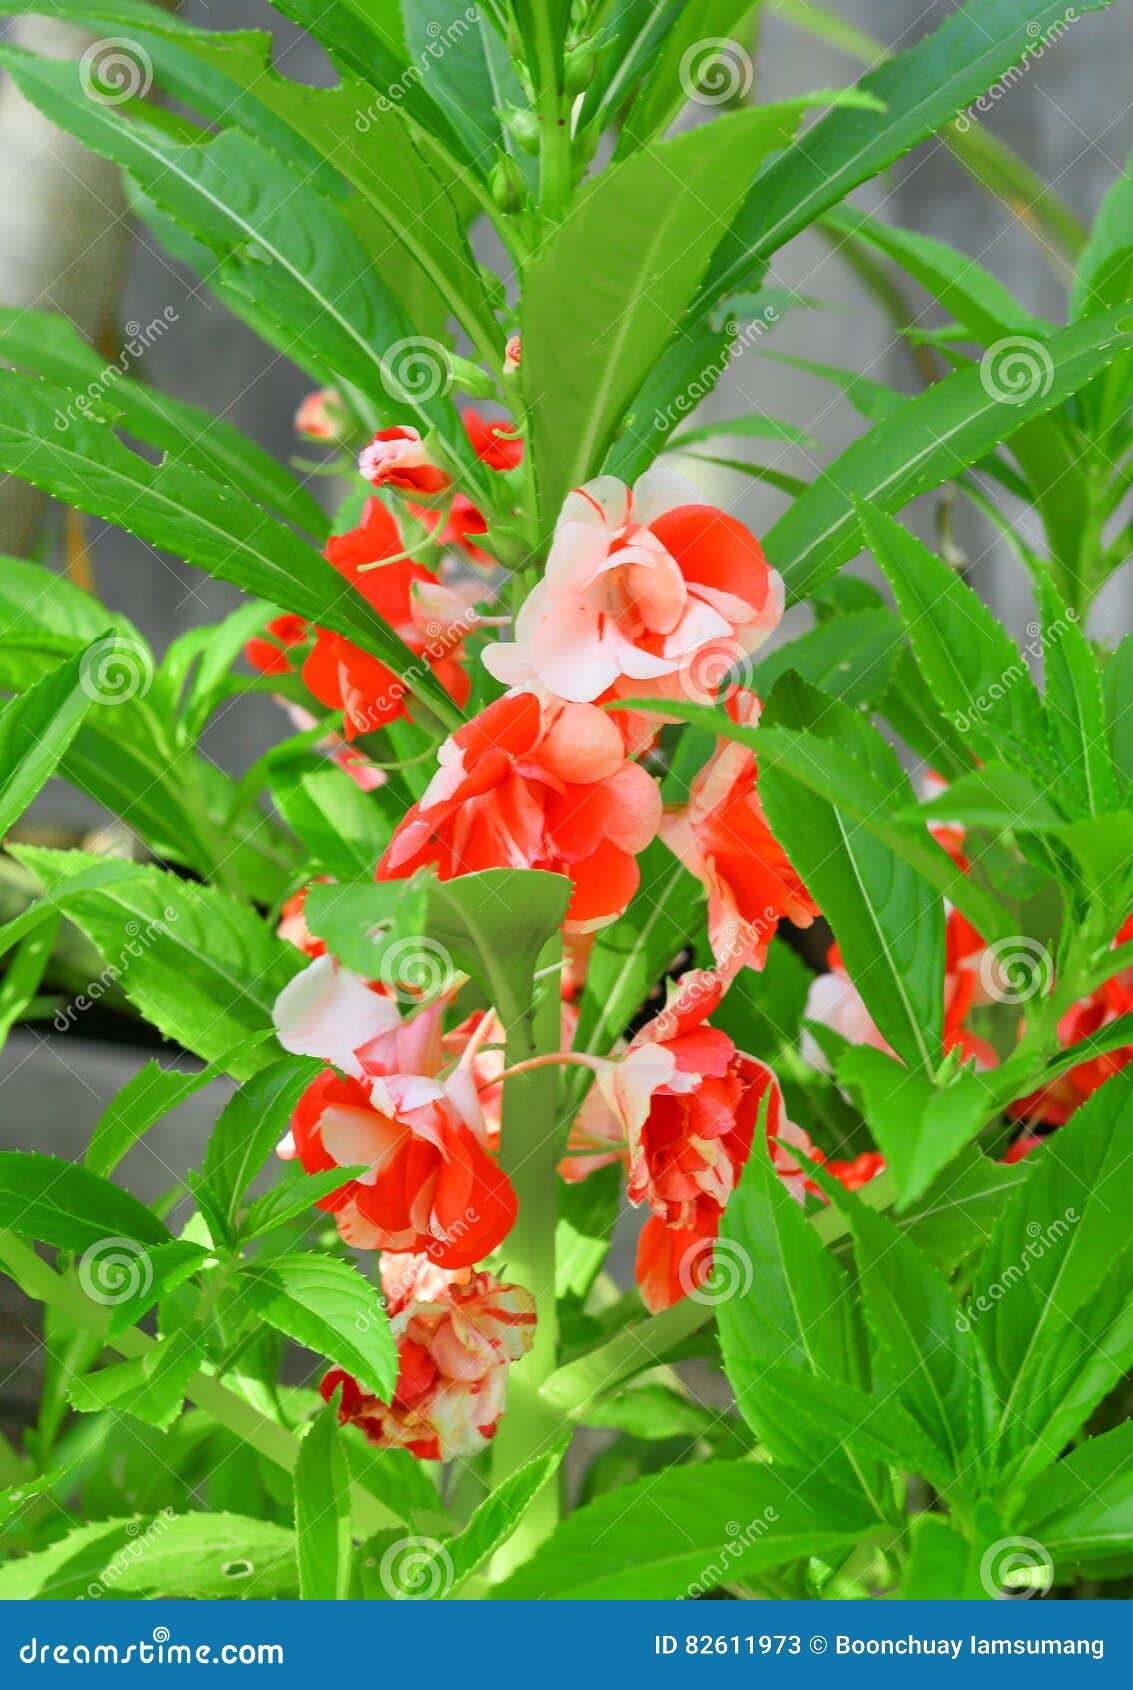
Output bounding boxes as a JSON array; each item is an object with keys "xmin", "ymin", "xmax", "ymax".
[{"xmin": 0, "ymin": 0, "xmax": 1131, "ymax": 1421}]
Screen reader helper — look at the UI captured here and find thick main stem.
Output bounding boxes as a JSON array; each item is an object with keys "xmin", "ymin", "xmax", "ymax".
[{"xmin": 489, "ymin": 940, "xmax": 564, "ymax": 1575}]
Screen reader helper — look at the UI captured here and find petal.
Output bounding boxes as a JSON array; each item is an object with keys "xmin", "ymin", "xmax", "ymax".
[{"xmin": 273, "ymin": 955, "xmax": 402, "ymax": 1076}]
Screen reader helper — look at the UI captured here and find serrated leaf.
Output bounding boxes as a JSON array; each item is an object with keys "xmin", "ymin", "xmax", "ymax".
[
  {"xmin": 0, "ymin": 647, "xmax": 96, "ymax": 838},
  {"xmin": 0, "ymin": 1152, "xmax": 168, "ymax": 1253},
  {"xmin": 69, "ymin": 1329, "xmax": 200, "ymax": 1431},
  {"xmin": 198, "ymin": 1057, "xmax": 323, "ymax": 1237},
  {"xmin": 239, "ymin": 1252, "xmax": 396, "ymax": 1400},
  {"xmin": 295, "ymin": 1393, "xmax": 352, "ymax": 1600},
  {"xmin": 86, "ymin": 1059, "xmax": 221, "ymax": 1180}
]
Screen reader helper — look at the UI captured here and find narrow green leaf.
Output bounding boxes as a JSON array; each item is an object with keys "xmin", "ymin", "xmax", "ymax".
[
  {"xmin": 295, "ymin": 1393, "xmax": 352, "ymax": 1600},
  {"xmin": 0, "ymin": 647, "xmax": 96, "ymax": 838},
  {"xmin": 0, "ymin": 1152, "xmax": 169, "ymax": 1253},
  {"xmin": 87, "ymin": 1060, "xmax": 220, "ymax": 1180},
  {"xmin": 199, "ymin": 1058, "xmax": 323, "ymax": 1236}
]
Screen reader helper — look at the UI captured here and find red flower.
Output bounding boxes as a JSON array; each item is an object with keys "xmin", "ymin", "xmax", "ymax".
[
  {"xmin": 358, "ymin": 426, "xmax": 451, "ymax": 494},
  {"xmin": 376, "ymin": 689, "xmax": 661, "ymax": 932},
  {"xmin": 294, "ymin": 387, "xmax": 346, "ymax": 444},
  {"xmin": 321, "ymin": 1269, "xmax": 536, "ymax": 1461},
  {"xmin": 662, "ymin": 689, "xmax": 819, "ymax": 976},
  {"xmin": 1010, "ymin": 917, "xmax": 1133, "ymax": 1125},
  {"xmin": 462, "ymin": 409, "xmax": 523, "ymax": 472}
]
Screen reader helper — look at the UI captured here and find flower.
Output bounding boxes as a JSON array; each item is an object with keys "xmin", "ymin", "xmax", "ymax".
[
  {"xmin": 483, "ymin": 470, "xmax": 783, "ymax": 706},
  {"xmin": 661, "ymin": 688, "xmax": 818, "ymax": 976},
  {"xmin": 277, "ymin": 883, "xmax": 327, "ymax": 960},
  {"xmin": 250, "ymin": 497, "xmax": 472, "ymax": 739},
  {"xmin": 321, "ymin": 1269, "xmax": 536, "ymax": 1460},
  {"xmin": 376, "ymin": 689, "xmax": 662, "ymax": 932},
  {"xmin": 503, "ymin": 334, "xmax": 521, "ymax": 375},
  {"xmin": 462, "ymin": 409, "xmax": 523, "ymax": 472},
  {"xmin": 1010, "ymin": 915, "xmax": 1133, "ymax": 1125},
  {"xmin": 273, "ymin": 957, "xmax": 517, "ymax": 1266},
  {"xmin": 358, "ymin": 425, "xmax": 451, "ymax": 495},
  {"xmin": 295, "ymin": 387, "xmax": 346, "ymax": 443}
]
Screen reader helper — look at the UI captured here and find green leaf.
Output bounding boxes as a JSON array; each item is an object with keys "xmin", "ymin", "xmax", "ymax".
[
  {"xmin": 1072, "ymin": 146, "xmax": 1133, "ymax": 318},
  {"xmin": 580, "ymin": 1384, "xmax": 721, "ymax": 1443},
  {"xmin": 704, "ymin": 0, "xmax": 1119, "ymax": 298},
  {"xmin": 758, "ymin": 676, "xmax": 946, "ymax": 1072},
  {"xmin": 862, "ymin": 505, "xmax": 1048, "ymax": 772},
  {"xmin": 1036, "ymin": 573, "xmax": 1120, "ymax": 817},
  {"xmin": 69, "ymin": 1329, "xmax": 200, "ymax": 1431},
  {"xmin": 0, "ymin": 1152, "xmax": 168, "ymax": 1253},
  {"xmin": 0, "ymin": 647, "xmax": 97, "ymax": 838},
  {"xmin": 522, "ymin": 102, "xmax": 842, "ymax": 526},
  {"xmin": 0, "ymin": 1511, "xmax": 297, "ymax": 1599},
  {"xmin": 9, "ymin": 846, "xmax": 302, "ymax": 1080},
  {"xmin": 671, "ymin": 412, "xmax": 816, "ymax": 450},
  {"xmin": 765, "ymin": 307, "xmax": 1133, "ymax": 601},
  {"xmin": 1024, "ymin": 1422, "xmax": 1133, "ymax": 1569},
  {"xmin": 294, "ymin": 1393, "xmax": 352, "ymax": 1600},
  {"xmin": 0, "ymin": 305, "xmax": 327, "ymax": 536},
  {"xmin": 87, "ymin": 1060, "xmax": 220, "ymax": 1180},
  {"xmin": 618, "ymin": 1, "xmax": 763, "ymax": 149},
  {"xmin": 103, "ymin": 1240, "xmax": 211, "ymax": 1338},
  {"xmin": 492, "ymin": 1460, "xmax": 876, "ymax": 1599},
  {"xmin": 823, "ymin": 207, "xmax": 1047, "ymax": 345},
  {"xmin": 900, "ymin": 1512, "xmax": 987, "ymax": 1598},
  {"xmin": 556, "ymin": 1162, "xmax": 622, "ymax": 1302},
  {"xmin": 1104, "ymin": 634, "xmax": 1133, "ymax": 789},
  {"xmin": 0, "ymin": 374, "xmax": 461, "ymax": 726},
  {"xmin": 198, "ymin": 1058, "xmax": 323, "ymax": 1239},
  {"xmin": 0, "ymin": 910, "xmax": 58, "ymax": 1051},
  {"xmin": 239, "ymin": 1252, "xmax": 396, "ymax": 1400},
  {"xmin": 837, "ymin": 1045, "xmax": 993, "ymax": 1208},
  {"xmin": 971, "ymin": 1070, "xmax": 1133, "ymax": 1478},
  {"xmin": 270, "ymin": 763, "xmax": 396, "ymax": 881},
  {"xmin": 747, "ymin": 608, "xmax": 903, "ymax": 711},
  {"xmin": 447, "ymin": 1439, "xmax": 569, "ymax": 1594}
]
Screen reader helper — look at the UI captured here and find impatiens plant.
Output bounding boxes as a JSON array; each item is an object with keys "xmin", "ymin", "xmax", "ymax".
[{"xmin": 1, "ymin": 0, "xmax": 1133, "ymax": 1603}]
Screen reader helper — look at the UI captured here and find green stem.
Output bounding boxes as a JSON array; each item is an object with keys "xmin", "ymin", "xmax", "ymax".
[{"xmin": 489, "ymin": 941, "xmax": 564, "ymax": 1573}]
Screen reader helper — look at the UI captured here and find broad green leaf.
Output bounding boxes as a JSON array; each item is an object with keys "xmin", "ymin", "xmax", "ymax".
[
  {"xmin": 0, "ymin": 1152, "xmax": 168, "ymax": 1253},
  {"xmin": 971, "ymin": 1070, "xmax": 1133, "ymax": 1472},
  {"xmin": 758, "ymin": 676, "xmax": 946, "ymax": 1073},
  {"xmin": 241, "ymin": 1166, "xmax": 365, "ymax": 1241},
  {"xmin": 0, "ymin": 374, "xmax": 461, "ymax": 726},
  {"xmin": 239, "ymin": 1252, "xmax": 396, "ymax": 1400},
  {"xmin": 747, "ymin": 608, "xmax": 903, "ymax": 711},
  {"xmin": 837, "ymin": 1045, "xmax": 994, "ymax": 1208},
  {"xmin": 103, "ymin": 1240, "xmax": 211, "ymax": 1338},
  {"xmin": 402, "ymin": 0, "xmax": 512, "ymax": 170},
  {"xmin": 766, "ymin": 308, "xmax": 1133, "ymax": 601},
  {"xmin": 0, "ymin": 647, "xmax": 97, "ymax": 838},
  {"xmin": 492, "ymin": 1460, "xmax": 876, "ymax": 1599},
  {"xmin": 580, "ymin": 1384, "xmax": 721, "ymax": 1443},
  {"xmin": 87, "ymin": 1059, "xmax": 221, "ymax": 1180},
  {"xmin": 704, "ymin": 0, "xmax": 1118, "ymax": 299},
  {"xmin": 0, "ymin": 306, "xmax": 326, "ymax": 536},
  {"xmin": 1024, "ymin": 1422, "xmax": 1133, "ymax": 1568},
  {"xmin": 899, "ymin": 1513, "xmax": 987, "ymax": 1598},
  {"xmin": 823, "ymin": 208, "xmax": 1047, "ymax": 345},
  {"xmin": 9, "ymin": 846, "xmax": 302, "ymax": 1079},
  {"xmin": 717, "ymin": 1144, "xmax": 872, "ymax": 1493},
  {"xmin": 910, "ymin": 763, "xmax": 1066, "ymax": 835},
  {"xmin": 270, "ymin": 763, "xmax": 397, "ymax": 880},
  {"xmin": 198, "ymin": 1058, "xmax": 323, "ymax": 1238},
  {"xmin": 862, "ymin": 506, "xmax": 1048, "ymax": 773},
  {"xmin": 1037, "ymin": 573, "xmax": 1120, "ymax": 817},
  {"xmin": 69, "ymin": 1329, "xmax": 200, "ymax": 1430},
  {"xmin": 295, "ymin": 1393, "xmax": 352, "ymax": 1600},
  {"xmin": 523, "ymin": 102, "xmax": 843, "ymax": 527}
]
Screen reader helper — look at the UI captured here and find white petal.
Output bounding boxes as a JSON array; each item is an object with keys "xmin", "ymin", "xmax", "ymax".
[{"xmin": 272, "ymin": 954, "xmax": 400, "ymax": 1076}]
